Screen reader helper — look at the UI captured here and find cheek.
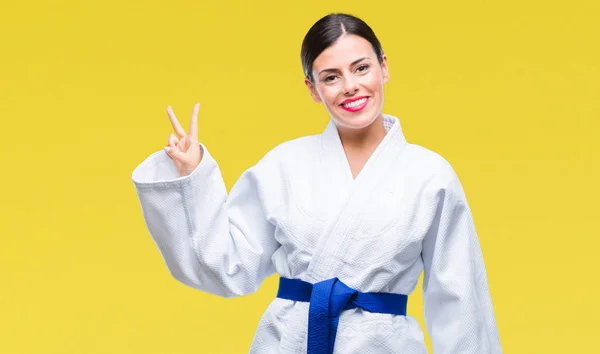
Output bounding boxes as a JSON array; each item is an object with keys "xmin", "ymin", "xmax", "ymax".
[
  {"xmin": 319, "ymin": 86, "xmax": 340, "ymax": 105},
  {"xmin": 363, "ymin": 74, "xmax": 383, "ymax": 91}
]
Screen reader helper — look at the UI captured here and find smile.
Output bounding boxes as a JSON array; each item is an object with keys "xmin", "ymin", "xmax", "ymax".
[{"xmin": 340, "ymin": 97, "xmax": 369, "ymax": 112}]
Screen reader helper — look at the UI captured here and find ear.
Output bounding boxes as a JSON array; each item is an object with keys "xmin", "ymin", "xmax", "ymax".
[
  {"xmin": 304, "ymin": 77, "xmax": 322, "ymax": 103},
  {"xmin": 381, "ymin": 54, "xmax": 390, "ymax": 84}
]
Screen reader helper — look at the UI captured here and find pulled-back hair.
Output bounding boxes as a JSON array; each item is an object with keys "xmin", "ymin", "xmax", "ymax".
[{"xmin": 301, "ymin": 13, "xmax": 385, "ymax": 82}]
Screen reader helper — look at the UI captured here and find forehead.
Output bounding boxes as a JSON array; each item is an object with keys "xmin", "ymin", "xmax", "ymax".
[{"xmin": 312, "ymin": 34, "xmax": 375, "ymax": 70}]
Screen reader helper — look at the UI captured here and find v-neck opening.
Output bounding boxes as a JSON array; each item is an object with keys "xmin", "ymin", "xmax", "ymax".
[{"xmin": 329, "ymin": 115, "xmax": 398, "ymax": 184}]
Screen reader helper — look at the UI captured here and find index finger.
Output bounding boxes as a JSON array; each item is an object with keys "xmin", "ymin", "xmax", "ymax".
[
  {"xmin": 167, "ymin": 105, "xmax": 187, "ymax": 138},
  {"xmin": 189, "ymin": 102, "xmax": 200, "ymax": 140}
]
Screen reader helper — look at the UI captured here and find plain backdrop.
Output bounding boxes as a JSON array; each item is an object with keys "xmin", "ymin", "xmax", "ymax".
[{"xmin": 1, "ymin": 0, "xmax": 598, "ymax": 353}]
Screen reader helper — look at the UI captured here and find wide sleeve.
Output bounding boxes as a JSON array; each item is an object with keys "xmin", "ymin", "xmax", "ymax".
[
  {"xmin": 131, "ymin": 143, "xmax": 281, "ymax": 298},
  {"xmin": 421, "ymin": 168, "xmax": 502, "ymax": 353}
]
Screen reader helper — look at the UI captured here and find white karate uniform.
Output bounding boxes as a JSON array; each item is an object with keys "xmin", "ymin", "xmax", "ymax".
[{"xmin": 131, "ymin": 114, "xmax": 502, "ymax": 353}]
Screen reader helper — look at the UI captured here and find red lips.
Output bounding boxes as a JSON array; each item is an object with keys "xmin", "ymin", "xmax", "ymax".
[
  {"xmin": 340, "ymin": 96, "xmax": 368, "ymax": 105},
  {"xmin": 340, "ymin": 96, "xmax": 369, "ymax": 112}
]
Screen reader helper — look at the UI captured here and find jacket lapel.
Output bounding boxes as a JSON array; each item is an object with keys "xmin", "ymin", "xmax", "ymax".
[{"xmin": 306, "ymin": 114, "xmax": 408, "ymax": 282}]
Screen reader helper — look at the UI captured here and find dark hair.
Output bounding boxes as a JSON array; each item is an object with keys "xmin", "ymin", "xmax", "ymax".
[{"xmin": 301, "ymin": 13, "xmax": 385, "ymax": 82}]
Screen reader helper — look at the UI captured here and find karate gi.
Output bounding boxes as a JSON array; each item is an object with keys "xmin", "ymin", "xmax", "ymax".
[{"xmin": 131, "ymin": 114, "xmax": 502, "ymax": 353}]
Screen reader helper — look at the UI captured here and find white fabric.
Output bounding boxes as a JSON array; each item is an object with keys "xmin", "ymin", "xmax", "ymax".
[{"xmin": 131, "ymin": 114, "xmax": 502, "ymax": 353}]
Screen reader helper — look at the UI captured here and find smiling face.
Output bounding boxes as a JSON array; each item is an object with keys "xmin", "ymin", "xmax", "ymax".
[{"xmin": 305, "ymin": 34, "xmax": 389, "ymax": 130}]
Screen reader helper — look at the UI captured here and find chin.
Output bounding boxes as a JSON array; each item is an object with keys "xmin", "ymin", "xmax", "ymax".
[{"xmin": 332, "ymin": 107, "xmax": 380, "ymax": 130}]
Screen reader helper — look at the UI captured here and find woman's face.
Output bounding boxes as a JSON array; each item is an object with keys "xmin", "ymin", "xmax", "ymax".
[{"xmin": 305, "ymin": 34, "xmax": 389, "ymax": 130}]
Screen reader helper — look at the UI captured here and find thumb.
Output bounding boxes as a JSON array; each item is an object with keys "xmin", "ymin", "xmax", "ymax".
[{"xmin": 164, "ymin": 146, "xmax": 186, "ymax": 161}]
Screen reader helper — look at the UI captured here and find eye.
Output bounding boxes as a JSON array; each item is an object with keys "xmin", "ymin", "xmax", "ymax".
[
  {"xmin": 356, "ymin": 64, "xmax": 370, "ymax": 72},
  {"xmin": 324, "ymin": 75, "xmax": 338, "ymax": 82}
]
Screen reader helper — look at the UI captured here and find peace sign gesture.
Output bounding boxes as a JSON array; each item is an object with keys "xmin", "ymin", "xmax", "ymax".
[{"xmin": 164, "ymin": 102, "xmax": 203, "ymax": 177}]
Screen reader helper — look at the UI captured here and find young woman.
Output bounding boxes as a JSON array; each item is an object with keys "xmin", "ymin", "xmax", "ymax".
[{"xmin": 132, "ymin": 13, "xmax": 502, "ymax": 354}]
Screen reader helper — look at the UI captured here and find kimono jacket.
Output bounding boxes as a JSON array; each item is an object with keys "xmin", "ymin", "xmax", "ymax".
[{"xmin": 131, "ymin": 113, "xmax": 502, "ymax": 353}]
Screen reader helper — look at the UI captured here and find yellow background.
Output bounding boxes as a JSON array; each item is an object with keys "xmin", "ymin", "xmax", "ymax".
[{"xmin": 1, "ymin": 0, "xmax": 598, "ymax": 353}]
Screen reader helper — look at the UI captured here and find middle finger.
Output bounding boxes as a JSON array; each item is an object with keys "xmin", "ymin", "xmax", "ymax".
[
  {"xmin": 167, "ymin": 106, "xmax": 187, "ymax": 138},
  {"xmin": 189, "ymin": 102, "xmax": 200, "ymax": 140}
]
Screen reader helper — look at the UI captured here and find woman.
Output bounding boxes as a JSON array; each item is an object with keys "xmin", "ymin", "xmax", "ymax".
[{"xmin": 132, "ymin": 13, "xmax": 502, "ymax": 353}]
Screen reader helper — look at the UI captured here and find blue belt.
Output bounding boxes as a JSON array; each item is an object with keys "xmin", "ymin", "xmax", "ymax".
[{"xmin": 276, "ymin": 277, "xmax": 408, "ymax": 354}]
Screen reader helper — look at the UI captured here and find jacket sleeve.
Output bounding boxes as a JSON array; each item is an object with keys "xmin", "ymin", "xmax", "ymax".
[
  {"xmin": 131, "ymin": 143, "xmax": 281, "ymax": 297},
  {"xmin": 421, "ymin": 166, "xmax": 502, "ymax": 353}
]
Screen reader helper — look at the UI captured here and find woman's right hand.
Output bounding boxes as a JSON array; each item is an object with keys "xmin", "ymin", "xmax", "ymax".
[{"xmin": 164, "ymin": 102, "xmax": 203, "ymax": 177}]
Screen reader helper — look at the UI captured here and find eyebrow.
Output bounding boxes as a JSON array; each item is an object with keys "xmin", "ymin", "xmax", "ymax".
[{"xmin": 318, "ymin": 57, "xmax": 370, "ymax": 75}]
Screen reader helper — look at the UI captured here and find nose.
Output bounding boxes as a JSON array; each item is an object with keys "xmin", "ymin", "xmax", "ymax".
[{"xmin": 343, "ymin": 76, "xmax": 359, "ymax": 95}]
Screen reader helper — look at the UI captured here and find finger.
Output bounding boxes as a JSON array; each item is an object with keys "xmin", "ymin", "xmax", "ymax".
[
  {"xmin": 189, "ymin": 102, "xmax": 200, "ymax": 140},
  {"xmin": 167, "ymin": 105, "xmax": 187, "ymax": 138},
  {"xmin": 164, "ymin": 145, "xmax": 173, "ymax": 159},
  {"xmin": 168, "ymin": 133, "xmax": 179, "ymax": 147},
  {"xmin": 164, "ymin": 145, "xmax": 185, "ymax": 161},
  {"xmin": 177, "ymin": 135, "xmax": 188, "ymax": 150}
]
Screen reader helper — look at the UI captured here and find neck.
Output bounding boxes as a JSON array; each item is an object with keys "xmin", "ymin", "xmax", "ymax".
[{"xmin": 336, "ymin": 115, "xmax": 387, "ymax": 150}]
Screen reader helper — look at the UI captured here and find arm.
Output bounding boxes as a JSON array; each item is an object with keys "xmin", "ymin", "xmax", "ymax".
[
  {"xmin": 421, "ymin": 167, "xmax": 502, "ymax": 353},
  {"xmin": 131, "ymin": 143, "xmax": 281, "ymax": 298}
]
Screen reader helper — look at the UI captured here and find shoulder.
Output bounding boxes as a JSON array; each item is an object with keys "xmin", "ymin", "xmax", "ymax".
[
  {"xmin": 254, "ymin": 134, "xmax": 320, "ymax": 168},
  {"xmin": 237, "ymin": 134, "xmax": 320, "ymax": 187},
  {"xmin": 403, "ymin": 143, "xmax": 466, "ymax": 199},
  {"xmin": 237, "ymin": 134, "xmax": 319, "ymax": 200},
  {"xmin": 405, "ymin": 143, "xmax": 458, "ymax": 180}
]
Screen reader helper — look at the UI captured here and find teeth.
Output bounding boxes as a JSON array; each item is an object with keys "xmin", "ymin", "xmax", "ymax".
[{"xmin": 342, "ymin": 98, "xmax": 367, "ymax": 108}]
